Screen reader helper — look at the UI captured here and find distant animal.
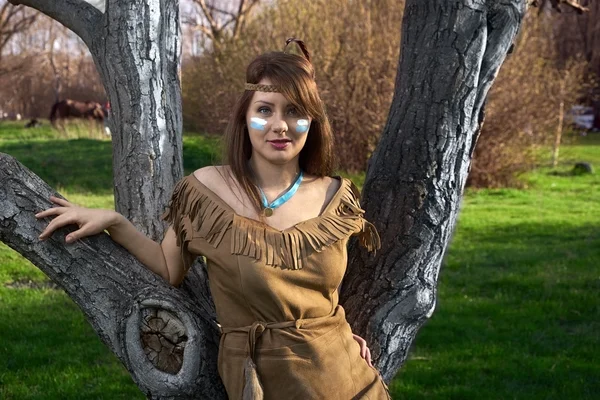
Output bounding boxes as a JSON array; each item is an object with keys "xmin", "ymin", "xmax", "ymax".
[
  {"xmin": 24, "ymin": 118, "xmax": 42, "ymax": 128},
  {"xmin": 49, "ymin": 99, "xmax": 105, "ymax": 126}
]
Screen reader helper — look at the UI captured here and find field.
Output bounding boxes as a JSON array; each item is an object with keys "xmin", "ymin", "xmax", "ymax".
[{"xmin": 1, "ymin": 121, "xmax": 598, "ymax": 399}]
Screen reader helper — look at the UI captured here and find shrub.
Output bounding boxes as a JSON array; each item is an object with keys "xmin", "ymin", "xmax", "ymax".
[
  {"xmin": 182, "ymin": 0, "xmax": 404, "ymax": 172},
  {"xmin": 468, "ymin": 14, "xmax": 589, "ymax": 187}
]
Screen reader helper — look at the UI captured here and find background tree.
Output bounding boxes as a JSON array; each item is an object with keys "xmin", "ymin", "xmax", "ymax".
[
  {"xmin": 183, "ymin": 0, "xmax": 404, "ymax": 172},
  {"xmin": 0, "ymin": 0, "xmax": 37, "ymax": 76},
  {"xmin": 552, "ymin": 0, "xmax": 600, "ymax": 129},
  {"xmin": 0, "ymin": 10, "xmax": 105, "ymax": 120},
  {"xmin": 469, "ymin": 13, "xmax": 588, "ymax": 187},
  {"xmin": 2, "ymin": 0, "xmax": 585, "ymax": 398},
  {"xmin": 184, "ymin": 0, "xmax": 261, "ymax": 45}
]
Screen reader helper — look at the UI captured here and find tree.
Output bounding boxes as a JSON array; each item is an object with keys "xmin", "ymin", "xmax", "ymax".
[
  {"xmin": 184, "ymin": 0, "xmax": 262, "ymax": 44},
  {"xmin": 1, "ymin": 0, "xmax": 555, "ymax": 398},
  {"xmin": 0, "ymin": 0, "xmax": 37, "ymax": 76},
  {"xmin": 552, "ymin": 0, "xmax": 600, "ymax": 129}
]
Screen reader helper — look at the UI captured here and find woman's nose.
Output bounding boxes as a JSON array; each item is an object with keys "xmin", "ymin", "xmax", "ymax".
[{"xmin": 271, "ymin": 117, "xmax": 288, "ymax": 134}]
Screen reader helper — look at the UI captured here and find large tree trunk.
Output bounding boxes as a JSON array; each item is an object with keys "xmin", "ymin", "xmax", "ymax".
[
  {"xmin": 341, "ymin": 0, "xmax": 526, "ymax": 382},
  {"xmin": 0, "ymin": 155, "xmax": 226, "ymax": 399},
  {"xmin": 1, "ymin": 0, "xmax": 527, "ymax": 398},
  {"xmin": 88, "ymin": 0, "xmax": 184, "ymax": 240},
  {"xmin": 7, "ymin": 0, "xmax": 184, "ymax": 241}
]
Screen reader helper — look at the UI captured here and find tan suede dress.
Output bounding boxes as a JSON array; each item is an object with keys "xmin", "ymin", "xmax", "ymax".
[{"xmin": 163, "ymin": 174, "xmax": 391, "ymax": 400}]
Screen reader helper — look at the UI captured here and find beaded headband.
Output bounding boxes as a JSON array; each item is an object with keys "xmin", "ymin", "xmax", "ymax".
[{"xmin": 245, "ymin": 38, "xmax": 311, "ymax": 93}]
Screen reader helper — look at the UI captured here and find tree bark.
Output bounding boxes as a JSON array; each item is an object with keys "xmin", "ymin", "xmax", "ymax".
[
  {"xmin": 9, "ymin": 0, "xmax": 184, "ymax": 241},
  {"xmin": 0, "ymin": 154, "xmax": 226, "ymax": 399},
  {"xmin": 89, "ymin": 0, "xmax": 183, "ymax": 241},
  {"xmin": 340, "ymin": 0, "xmax": 527, "ymax": 382},
  {"xmin": 0, "ymin": 0, "xmax": 528, "ymax": 397}
]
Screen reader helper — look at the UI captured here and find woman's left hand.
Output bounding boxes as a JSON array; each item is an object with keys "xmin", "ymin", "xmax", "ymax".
[{"xmin": 352, "ymin": 334, "xmax": 373, "ymax": 367}]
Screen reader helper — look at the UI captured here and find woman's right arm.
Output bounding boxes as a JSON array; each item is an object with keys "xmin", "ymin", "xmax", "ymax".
[
  {"xmin": 107, "ymin": 215, "xmax": 187, "ymax": 285},
  {"xmin": 36, "ymin": 196, "xmax": 186, "ymax": 286}
]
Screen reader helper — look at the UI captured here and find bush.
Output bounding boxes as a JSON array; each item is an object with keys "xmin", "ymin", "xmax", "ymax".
[
  {"xmin": 468, "ymin": 14, "xmax": 589, "ymax": 187},
  {"xmin": 182, "ymin": 4, "xmax": 591, "ymax": 186},
  {"xmin": 182, "ymin": 0, "xmax": 404, "ymax": 172}
]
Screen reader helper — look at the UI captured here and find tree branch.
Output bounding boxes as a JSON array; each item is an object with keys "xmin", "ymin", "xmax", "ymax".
[
  {"xmin": 233, "ymin": 0, "xmax": 260, "ymax": 39},
  {"xmin": 206, "ymin": 3, "xmax": 237, "ymax": 18},
  {"xmin": 7, "ymin": 0, "xmax": 102, "ymax": 45},
  {"xmin": 192, "ymin": 0, "xmax": 220, "ymax": 39},
  {"xmin": 0, "ymin": 3, "xmax": 37, "ymax": 53},
  {"xmin": 0, "ymin": 153, "xmax": 225, "ymax": 398},
  {"xmin": 531, "ymin": 0, "xmax": 590, "ymax": 13},
  {"xmin": 341, "ymin": 0, "xmax": 527, "ymax": 383}
]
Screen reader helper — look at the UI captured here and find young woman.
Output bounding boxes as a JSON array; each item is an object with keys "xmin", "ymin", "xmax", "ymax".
[{"xmin": 36, "ymin": 39, "xmax": 390, "ymax": 399}]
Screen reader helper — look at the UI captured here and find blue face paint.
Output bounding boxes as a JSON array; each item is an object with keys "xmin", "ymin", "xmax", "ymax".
[
  {"xmin": 296, "ymin": 119, "xmax": 310, "ymax": 133},
  {"xmin": 250, "ymin": 117, "xmax": 268, "ymax": 130}
]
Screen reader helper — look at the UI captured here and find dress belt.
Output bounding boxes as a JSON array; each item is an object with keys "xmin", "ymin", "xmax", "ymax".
[
  {"xmin": 217, "ymin": 307, "xmax": 345, "ymax": 400},
  {"xmin": 220, "ymin": 319, "xmax": 302, "ymax": 363}
]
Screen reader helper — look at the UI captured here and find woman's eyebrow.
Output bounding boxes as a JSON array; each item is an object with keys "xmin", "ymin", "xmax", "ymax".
[{"xmin": 254, "ymin": 100, "xmax": 275, "ymax": 106}]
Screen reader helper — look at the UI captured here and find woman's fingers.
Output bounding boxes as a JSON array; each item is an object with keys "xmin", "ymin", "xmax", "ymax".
[
  {"xmin": 39, "ymin": 213, "xmax": 78, "ymax": 240},
  {"xmin": 35, "ymin": 206, "xmax": 66, "ymax": 219},
  {"xmin": 35, "ymin": 196, "xmax": 74, "ymax": 219},
  {"xmin": 65, "ymin": 227, "xmax": 89, "ymax": 243},
  {"xmin": 353, "ymin": 334, "xmax": 367, "ymax": 358},
  {"xmin": 50, "ymin": 196, "xmax": 73, "ymax": 207},
  {"xmin": 352, "ymin": 333, "xmax": 373, "ymax": 367}
]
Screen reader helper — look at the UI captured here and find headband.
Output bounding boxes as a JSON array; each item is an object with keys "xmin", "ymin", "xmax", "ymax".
[{"xmin": 244, "ymin": 83, "xmax": 281, "ymax": 92}]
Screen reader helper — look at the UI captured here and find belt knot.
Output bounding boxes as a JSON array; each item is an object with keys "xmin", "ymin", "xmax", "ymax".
[{"xmin": 248, "ymin": 321, "xmax": 267, "ymax": 359}]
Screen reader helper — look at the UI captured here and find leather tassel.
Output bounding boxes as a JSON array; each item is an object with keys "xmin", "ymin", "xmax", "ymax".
[
  {"xmin": 360, "ymin": 220, "xmax": 381, "ymax": 253},
  {"xmin": 242, "ymin": 357, "xmax": 264, "ymax": 400}
]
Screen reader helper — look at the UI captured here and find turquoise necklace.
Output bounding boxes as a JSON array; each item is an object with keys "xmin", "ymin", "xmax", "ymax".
[{"xmin": 258, "ymin": 170, "xmax": 304, "ymax": 217}]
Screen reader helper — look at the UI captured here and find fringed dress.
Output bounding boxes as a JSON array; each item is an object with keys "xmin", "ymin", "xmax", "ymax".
[{"xmin": 163, "ymin": 174, "xmax": 391, "ymax": 400}]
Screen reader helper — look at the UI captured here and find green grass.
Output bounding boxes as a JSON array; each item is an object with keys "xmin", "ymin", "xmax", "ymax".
[
  {"xmin": 391, "ymin": 134, "xmax": 600, "ymax": 399},
  {"xmin": 1, "ymin": 120, "xmax": 599, "ymax": 399}
]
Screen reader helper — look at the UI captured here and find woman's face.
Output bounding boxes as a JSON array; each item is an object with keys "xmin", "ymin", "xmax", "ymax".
[{"xmin": 245, "ymin": 78, "xmax": 311, "ymax": 167}]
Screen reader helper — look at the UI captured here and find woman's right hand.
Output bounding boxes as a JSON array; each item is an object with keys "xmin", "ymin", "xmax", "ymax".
[{"xmin": 36, "ymin": 196, "xmax": 121, "ymax": 243}]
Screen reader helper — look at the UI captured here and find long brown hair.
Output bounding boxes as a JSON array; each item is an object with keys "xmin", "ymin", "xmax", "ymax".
[{"xmin": 222, "ymin": 42, "xmax": 335, "ymax": 216}]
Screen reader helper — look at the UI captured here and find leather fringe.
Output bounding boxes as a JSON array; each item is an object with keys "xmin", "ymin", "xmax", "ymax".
[
  {"xmin": 242, "ymin": 357, "xmax": 264, "ymax": 400},
  {"xmin": 162, "ymin": 177, "xmax": 233, "ymax": 273},
  {"xmin": 163, "ymin": 175, "xmax": 382, "ymax": 271},
  {"xmin": 360, "ymin": 220, "xmax": 381, "ymax": 253}
]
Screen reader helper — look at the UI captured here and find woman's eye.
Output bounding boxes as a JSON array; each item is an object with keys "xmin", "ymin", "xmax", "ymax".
[
  {"xmin": 286, "ymin": 108, "xmax": 299, "ymax": 116},
  {"xmin": 258, "ymin": 107, "xmax": 271, "ymax": 114}
]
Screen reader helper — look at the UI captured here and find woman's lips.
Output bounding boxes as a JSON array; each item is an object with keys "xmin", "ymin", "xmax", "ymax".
[{"xmin": 268, "ymin": 140, "xmax": 290, "ymax": 150}]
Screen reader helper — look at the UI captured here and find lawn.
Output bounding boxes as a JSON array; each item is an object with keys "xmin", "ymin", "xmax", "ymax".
[{"xmin": 1, "ymin": 121, "xmax": 598, "ymax": 399}]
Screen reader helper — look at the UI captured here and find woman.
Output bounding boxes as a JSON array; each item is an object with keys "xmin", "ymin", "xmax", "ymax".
[{"xmin": 36, "ymin": 39, "xmax": 390, "ymax": 399}]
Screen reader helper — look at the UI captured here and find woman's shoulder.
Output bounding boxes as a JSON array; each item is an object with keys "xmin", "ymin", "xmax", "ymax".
[
  {"xmin": 303, "ymin": 173, "xmax": 355, "ymax": 200},
  {"xmin": 189, "ymin": 165, "xmax": 244, "ymax": 209},
  {"xmin": 190, "ymin": 165, "xmax": 235, "ymax": 193},
  {"xmin": 192, "ymin": 165, "xmax": 228, "ymax": 185},
  {"xmin": 303, "ymin": 173, "xmax": 342, "ymax": 190}
]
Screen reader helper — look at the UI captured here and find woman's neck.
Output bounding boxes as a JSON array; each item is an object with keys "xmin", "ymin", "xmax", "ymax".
[{"xmin": 248, "ymin": 156, "xmax": 301, "ymax": 191}]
